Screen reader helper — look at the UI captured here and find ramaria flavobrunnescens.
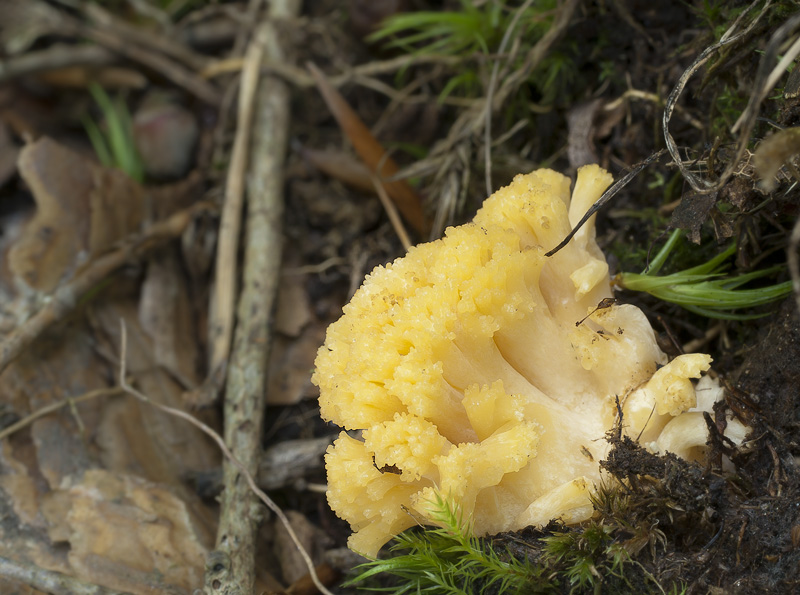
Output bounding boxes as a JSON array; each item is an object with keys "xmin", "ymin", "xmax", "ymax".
[{"xmin": 313, "ymin": 165, "xmax": 745, "ymax": 557}]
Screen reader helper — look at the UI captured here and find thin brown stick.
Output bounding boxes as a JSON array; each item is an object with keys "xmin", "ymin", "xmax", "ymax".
[
  {"xmin": 206, "ymin": 29, "xmax": 265, "ymax": 390},
  {"xmin": 0, "ymin": 556, "xmax": 124, "ymax": 595},
  {"xmin": 201, "ymin": 53, "xmax": 460, "ymax": 87},
  {"xmin": 79, "ymin": 25, "xmax": 221, "ymax": 105},
  {"xmin": 117, "ymin": 323, "xmax": 333, "ymax": 595},
  {"xmin": 83, "ymin": 2, "xmax": 209, "ymax": 71},
  {"xmin": 0, "ymin": 204, "xmax": 203, "ymax": 378},
  {"xmin": 49, "ymin": 6, "xmax": 221, "ymax": 105}
]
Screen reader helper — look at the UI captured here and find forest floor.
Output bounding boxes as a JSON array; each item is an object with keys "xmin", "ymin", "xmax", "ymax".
[{"xmin": 0, "ymin": 0, "xmax": 799, "ymax": 593}]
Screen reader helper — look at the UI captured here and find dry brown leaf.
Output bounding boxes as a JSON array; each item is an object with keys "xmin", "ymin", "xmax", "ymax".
[
  {"xmin": 0, "ymin": 439, "xmax": 74, "ymax": 581},
  {"xmin": 12, "ymin": 137, "xmax": 146, "ymax": 292},
  {"xmin": 297, "ymin": 145, "xmax": 375, "ymax": 194},
  {"xmin": 138, "ymin": 249, "xmax": 201, "ymax": 387},
  {"xmin": 93, "ymin": 299, "xmax": 220, "ymax": 482},
  {"xmin": 273, "ymin": 511, "xmax": 330, "ymax": 585},
  {"xmin": 267, "ymin": 322, "xmax": 325, "ymax": 406},
  {"xmin": 66, "ymin": 469, "xmax": 210, "ymax": 595},
  {"xmin": 307, "ymin": 62, "xmax": 427, "ymax": 234}
]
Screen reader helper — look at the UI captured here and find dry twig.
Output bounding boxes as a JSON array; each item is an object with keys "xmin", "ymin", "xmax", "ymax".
[
  {"xmin": 83, "ymin": 2, "xmax": 209, "ymax": 71},
  {"xmin": 0, "ymin": 43, "xmax": 115, "ymax": 82},
  {"xmin": 0, "ymin": 386, "xmax": 125, "ymax": 441},
  {"xmin": 206, "ymin": 0, "xmax": 301, "ymax": 592},
  {"xmin": 0, "ymin": 556, "xmax": 124, "ymax": 595}
]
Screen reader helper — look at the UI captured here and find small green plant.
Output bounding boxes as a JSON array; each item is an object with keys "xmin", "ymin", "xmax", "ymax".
[
  {"xmin": 369, "ymin": 1, "xmax": 505, "ymax": 58},
  {"xmin": 542, "ymin": 523, "xmax": 631, "ymax": 591},
  {"xmin": 346, "ymin": 491, "xmax": 548, "ymax": 594},
  {"xmin": 368, "ymin": 0, "xmax": 577, "ymax": 105},
  {"xmin": 82, "ymin": 83, "xmax": 144, "ymax": 182},
  {"xmin": 346, "ymin": 488, "xmax": 685, "ymax": 594},
  {"xmin": 617, "ymin": 229, "xmax": 792, "ymax": 319}
]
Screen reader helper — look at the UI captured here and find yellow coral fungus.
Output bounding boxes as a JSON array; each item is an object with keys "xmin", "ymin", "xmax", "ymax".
[{"xmin": 314, "ymin": 166, "xmax": 721, "ymax": 557}]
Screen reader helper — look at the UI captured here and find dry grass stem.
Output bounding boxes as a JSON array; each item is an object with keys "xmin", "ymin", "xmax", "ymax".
[
  {"xmin": 484, "ymin": 0, "xmax": 536, "ymax": 196},
  {"xmin": 663, "ymin": 0, "xmax": 772, "ymax": 194},
  {"xmin": 371, "ymin": 173, "xmax": 412, "ymax": 251},
  {"xmin": 207, "ymin": 28, "xmax": 264, "ymax": 391}
]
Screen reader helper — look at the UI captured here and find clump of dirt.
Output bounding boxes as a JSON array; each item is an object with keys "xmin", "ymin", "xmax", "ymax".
[{"xmin": 599, "ymin": 299, "xmax": 800, "ymax": 593}]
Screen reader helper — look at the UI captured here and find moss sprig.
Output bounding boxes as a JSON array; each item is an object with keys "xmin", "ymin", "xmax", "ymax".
[{"xmin": 345, "ymin": 491, "xmax": 549, "ymax": 594}]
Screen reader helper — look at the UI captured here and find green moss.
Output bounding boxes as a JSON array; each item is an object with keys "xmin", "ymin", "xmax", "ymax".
[{"xmin": 346, "ymin": 492, "xmax": 548, "ymax": 594}]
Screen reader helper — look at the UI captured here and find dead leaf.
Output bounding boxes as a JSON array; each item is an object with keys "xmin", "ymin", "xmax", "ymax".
[
  {"xmin": 93, "ymin": 299, "xmax": 220, "ymax": 482},
  {"xmin": 275, "ymin": 259, "xmax": 311, "ymax": 338},
  {"xmin": 67, "ymin": 469, "xmax": 210, "ymax": 595},
  {"xmin": 297, "ymin": 144, "xmax": 375, "ymax": 194},
  {"xmin": 11, "ymin": 137, "xmax": 146, "ymax": 291},
  {"xmin": 267, "ymin": 322, "xmax": 325, "ymax": 405},
  {"xmin": 139, "ymin": 249, "xmax": 201, "ymax": 387}
]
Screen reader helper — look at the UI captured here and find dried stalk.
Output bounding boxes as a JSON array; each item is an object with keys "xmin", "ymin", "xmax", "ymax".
[{"xmin": 206, "ymin": 27, "xmax": 265, "ymax": 393}]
